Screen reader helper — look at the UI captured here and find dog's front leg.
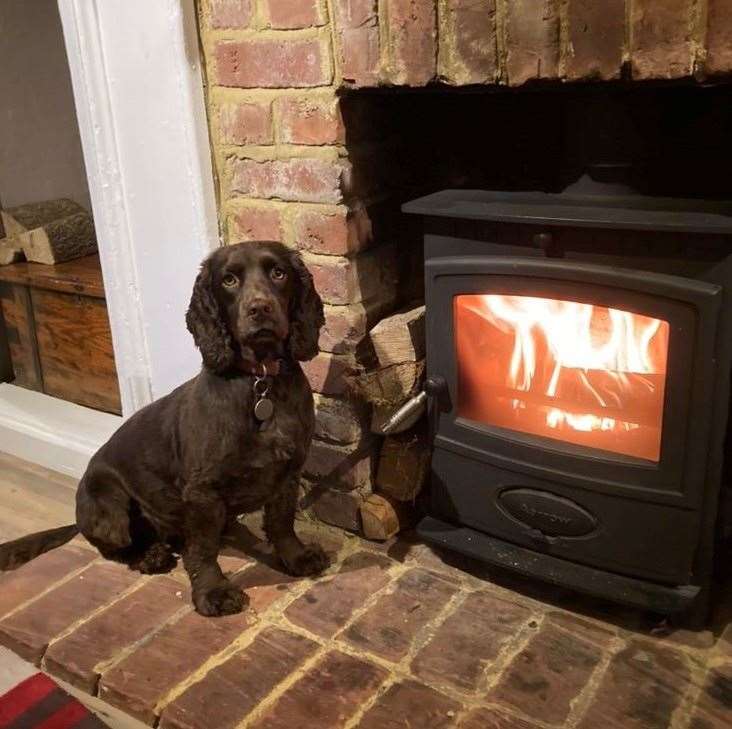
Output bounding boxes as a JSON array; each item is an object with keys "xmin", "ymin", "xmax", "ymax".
[
  {"xmin": 182, "ymin": 483, "xmax": 247, "ymax": 616},
  {"xmin": 264, "ymin": 475, "xmax": 330, "ymax": 577}
]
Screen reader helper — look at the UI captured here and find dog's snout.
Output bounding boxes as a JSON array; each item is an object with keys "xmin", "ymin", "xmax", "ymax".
[{"xmin": 247, "ymin": 299, "xmax": 273, "ymax": 318}]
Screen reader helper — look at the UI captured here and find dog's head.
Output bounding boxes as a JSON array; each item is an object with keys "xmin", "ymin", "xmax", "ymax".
[{"xmin": 186, "ymin": 241, "xmax": 324, "ymax": 373}]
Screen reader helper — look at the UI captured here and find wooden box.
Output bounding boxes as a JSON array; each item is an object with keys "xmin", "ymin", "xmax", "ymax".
[{"xmin": 0, "ymin": 255, "xmax": 122, "ymax": 414}]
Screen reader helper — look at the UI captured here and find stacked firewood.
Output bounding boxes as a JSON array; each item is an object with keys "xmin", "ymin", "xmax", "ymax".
[
  {"xmin": 347, "ymin": 303, "xmax": 431, "ymax": 540},
  {"xmin": 0, "ymin": 199, "xmax": 97, "ymax": 266}
]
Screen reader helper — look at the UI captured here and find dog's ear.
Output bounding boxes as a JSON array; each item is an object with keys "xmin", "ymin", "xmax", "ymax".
[
  {"xmin": 288, "ymin": 249, "xmax": 324, "ymax": 361},
  {"xmin": 186, "ymin": 256, "xmax": 235, "ymax": 373}
]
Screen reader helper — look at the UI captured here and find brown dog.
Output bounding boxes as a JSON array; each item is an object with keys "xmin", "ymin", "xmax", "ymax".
[{"xmin": 0, "ymin": 242, "xmax": 329, "ymax": 616}]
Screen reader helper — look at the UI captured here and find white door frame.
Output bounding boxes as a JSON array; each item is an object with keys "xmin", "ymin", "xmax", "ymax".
[{"xmin": 0, "ymin": 0, "xmax": 219, "ymax": 476}]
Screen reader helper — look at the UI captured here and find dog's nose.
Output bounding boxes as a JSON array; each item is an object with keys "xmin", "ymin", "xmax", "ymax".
[{"xmin": 247, "ymin": 299, "xmax": 273, "ymax": 318}]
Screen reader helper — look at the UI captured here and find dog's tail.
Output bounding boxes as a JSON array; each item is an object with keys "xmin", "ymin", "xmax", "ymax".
[{"xmin": 0, "ymin": 524, "xmax": 79, "ymax": 571}]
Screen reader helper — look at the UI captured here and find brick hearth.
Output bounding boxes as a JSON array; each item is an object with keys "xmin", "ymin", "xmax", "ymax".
[{"xmin": 0, "ymin": 527, "xmax": 729, "ymax": 728}]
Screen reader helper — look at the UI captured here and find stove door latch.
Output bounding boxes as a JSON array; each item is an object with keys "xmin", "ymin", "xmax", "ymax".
[{"xmin": 379, "ymin": 376, "xmax": 450, "ymax": 435}]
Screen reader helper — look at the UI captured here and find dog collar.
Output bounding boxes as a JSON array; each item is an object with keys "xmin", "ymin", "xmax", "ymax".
[{"xmin": 239, "ymin": 358, "xmax": 282, "ymax": 377}]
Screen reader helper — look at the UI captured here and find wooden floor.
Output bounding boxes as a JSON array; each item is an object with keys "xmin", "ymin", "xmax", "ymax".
[{"xmin": 0, "ymin": 452, "xmax": 77, "ymax": 542}]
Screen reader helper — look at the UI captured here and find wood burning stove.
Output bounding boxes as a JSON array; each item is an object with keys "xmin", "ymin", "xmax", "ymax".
[{"xmin": 404, "ymin": 188, "xmax": 732, "ymax": 622}]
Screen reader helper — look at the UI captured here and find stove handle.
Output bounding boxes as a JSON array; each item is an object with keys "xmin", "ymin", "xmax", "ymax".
[{"xmin": 525, "ymin": 527, "xmax": 561, "ymax": 546}]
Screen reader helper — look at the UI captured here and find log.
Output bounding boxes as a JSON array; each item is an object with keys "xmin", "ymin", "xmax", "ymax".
[
  {"xmin": 376, "ymin": 428, "xmax": 431, "ymax": 502},
  {"xmin": 19, "ymin": 212, "xmax": 97, "ymax": 265},
  {"xmin": 0, "ymin": 237, "xmax": 24, "ymax": 265},
  {"xmin": 369, "ymin": 303, "xmax": 425, "ymax": 367},
  {"xmin": 346, "ymin": 360, "xmax": 424, "ymax": 408},
  {"xmin": 359, "ymin": 493, "xmax": 415, "ymax": 541},
  {"xmin": 4, "ymin": 199, "xmax": 85, "ymax": 233}
]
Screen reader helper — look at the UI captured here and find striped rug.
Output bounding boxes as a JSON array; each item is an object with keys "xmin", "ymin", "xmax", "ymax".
[{"xmin": 0, "ymin": 673, "xmax": 107, "ymax": 728}]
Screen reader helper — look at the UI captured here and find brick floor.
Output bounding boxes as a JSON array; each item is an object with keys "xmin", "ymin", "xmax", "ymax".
[{"xmin": 0, "ymin": 525, "xmax": 729, "ymax": 728}]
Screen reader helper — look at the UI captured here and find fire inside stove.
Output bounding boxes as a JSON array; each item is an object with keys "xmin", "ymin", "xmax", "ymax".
[{"xmin": 455, "ymin": 294, "xmax": 670, "ymax": 461}]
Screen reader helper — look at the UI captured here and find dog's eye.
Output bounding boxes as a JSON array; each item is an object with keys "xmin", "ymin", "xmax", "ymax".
[
  {"xmin": 222, "ymin": 273, "xmax": 239, "ymax": 288},
  {"xmin": 271, "ymin": 266, "xmax": 287, "ymax": 281}
]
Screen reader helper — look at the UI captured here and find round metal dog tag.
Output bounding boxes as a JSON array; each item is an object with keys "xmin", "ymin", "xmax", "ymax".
[{"xmin": 254, "ymin": 397, "xmax": 274, "ymax": 421}]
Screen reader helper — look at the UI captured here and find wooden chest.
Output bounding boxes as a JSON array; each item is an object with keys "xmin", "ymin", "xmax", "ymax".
[{"xmin": 0, "ymin": 255, "xmax": 122, "ymax": 414}]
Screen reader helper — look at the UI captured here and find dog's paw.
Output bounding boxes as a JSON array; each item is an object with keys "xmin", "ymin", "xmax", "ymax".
[
  {"xmin": 282, "ymin": 544, "xmax": 330, "ymax": 577},
  {"xmin": 194, "ymin": 582, "xmax": 248, "ymax": 617},
  {"xmin": 131, "ymin": 543, "xmax": 178, "ymax": 575}
]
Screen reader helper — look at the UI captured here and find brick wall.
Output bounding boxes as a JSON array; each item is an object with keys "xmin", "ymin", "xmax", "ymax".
[
  {"xmin": 196, "ymin": 0, "xmax": 732, "ymax": 533},
  {"xmin": 334, "ymin": 0, "xmax": 732, "ymax": 86}
]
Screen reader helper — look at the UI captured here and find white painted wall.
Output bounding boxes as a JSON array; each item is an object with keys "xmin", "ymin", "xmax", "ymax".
[{"xmin": 0, "ymin": 0, "xmax": 91, "ymax": 211}]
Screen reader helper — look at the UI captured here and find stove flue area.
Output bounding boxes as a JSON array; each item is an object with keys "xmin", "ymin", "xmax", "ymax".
[{"xmin": 405, "ymin": 188, "xmax": 732, "ymax": 624}]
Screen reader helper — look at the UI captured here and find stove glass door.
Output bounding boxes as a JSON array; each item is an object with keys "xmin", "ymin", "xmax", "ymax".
[{"xmin": 454, "ymin": 294, "xmax": 670, "ymax": 462}]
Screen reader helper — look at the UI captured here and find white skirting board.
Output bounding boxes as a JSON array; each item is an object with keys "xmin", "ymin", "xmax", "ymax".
[{"xmin": 0, "ymin": 384, "xmax": 121, "ymax": 478}]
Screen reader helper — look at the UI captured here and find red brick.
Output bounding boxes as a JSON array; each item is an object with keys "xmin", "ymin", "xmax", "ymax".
[
  {"xmin": 458, "ymin": 706, "xmax": 543, "ymax": 729},
  {"xmin": 44, "ymin": 576, "xmax": 186, "ymax": 693},
  {"xmin": 690, "ymin": 663, "xmax": 732, "ymax": 729},
  {"xmin": 0, "ymin": 545, "xmax": 95, "ymax": 620},
  {"xmin": 301, "ymin": 352, "xmax": 357, "ymax": 395},
  {"xmin": 0, "ymin": 561, "xmax": 141, "ymax": 664},
  {"xmin": 293, "ymin": 205, "xmax": 372, "ymax": 255},
  {"xmin": 385, "ymin": 0, "xmax": 437, "ymax": 86},
  {"xmin": 307, "ymin": 248, "xmax": 397, "ymax": 305},
  {"xmin": 230, "ymin": 560, "xmax": 299, "ymax": 614},
  {"xmin": 307, "ymin": 486, "xmax": 363, "ymax": 531},
  {"xmin": 630, "ymin": 0, "xmax": 693, "ymax": 79},
  {"xmin": 320, "ymin": 303, "xmax": 370, "ymax": 353},
  {"xmin": 285, "ymin": 551, "xmax": 391, "ymax": 637},
  {"xmin": 340, "ymin": 568, "xmax": 459, "ymax": 662},
  {"xmin": 231, "ymin": 158, "xmax": 343, "ymax": 204},
  {"xmin": 251, "ymin": 650, "xmax": 387, "ymax": 728},
  {"xmin": 440, "ymin": 0, "xmax": 497, "ymax": 84},
  {"xmin": 307, "ymin": 255, "xmax": 359, "ymax": 303},
  {"xmin": 304, "ymin": 438, "xmax": 375, "ymax": 491},
  {"xmin": 335, "ymin": 0, "xmax": 380, "ymax": 86},
  {"xmin": 218, "ymin": 102, "xmax": 272, "ymax": 145},
  {"xmin": 209, "ymin": 0, "xmax": 252, "ymax": 28},
  {"xmin": 504, "ymin": 0, "xmax": 560, "ymax": 85},
  {"xmin": 275, "ymin": 96, "xmax": 344, "ymax": 145},
  {"xmin": 339, "ymin": 26, "xmax": 381, "ymax": 86},
  {"xmin": 358, "ymin": 680, "xmax": 459, "ymax": 729},
  {"xmin": 566, "ymin": 0, "xmax": 624, "ymax": 80},
  {"xmin": 706, "ymin": 1, "xmax": 732, "ymax": 75},
  {"xmin": 577, "ymin": 640, "xmax": 691, "ymax": 729},
  {"xmin": 159, "ymin": 627, "xmax": 317, "ymax": 729},
  {"xmin": 412, "ymin": 591, "xmax": 531, "ymax": 692},
  {"xmin": 214, "ymin": 39, "xmax": 330, "ymax": 88},
  {"xmin": 491, "ymin": 623, "xmax": 603, "ymax": 725},
  {"xmin": 313, "ymin": 394, "xmax": 368, "ymax": 443},
  {"xmin": 262, "ymin": 0, "xmax": 321, "ymax": 30},
  {"xmin": 99, "ymin": 609, "xmax": 253, "ymax": 724},
  {"xmin": 228, "ymin": 206, "xmax": 283, "ymax": 242},
  {"xmin": 545, "ymin": 610, "xmax": 617, "ymax": 649}
]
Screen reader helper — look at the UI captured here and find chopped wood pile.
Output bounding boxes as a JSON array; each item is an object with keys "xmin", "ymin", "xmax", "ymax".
[
  {"xmin": 0, "ymin": 199, "xmax": 97, "ymax": 266},
  {"xmin": 347, "ymin": 302, "xmax": 431, "ymax": 541}
]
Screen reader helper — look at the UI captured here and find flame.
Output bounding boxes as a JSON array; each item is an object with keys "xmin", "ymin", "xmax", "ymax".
[
  {"xmin": 476, "ymin": 295, "xmax": 665, "ymax": 433},
  {"xmin": 454, "ymin": 294, "xmax": 669, "ymax": 461}
]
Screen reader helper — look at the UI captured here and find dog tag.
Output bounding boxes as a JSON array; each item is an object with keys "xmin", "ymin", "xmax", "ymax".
[{"xmin": 254, "ymin": 397, "xmax": 274, "ymax": 421}]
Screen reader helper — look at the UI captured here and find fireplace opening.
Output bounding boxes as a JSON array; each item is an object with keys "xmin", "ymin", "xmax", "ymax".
[
  {"xmin": 455, "ymin": 294, "xmax": 669, "ymax": 461},
  {"xmin": 339, "ymin": 78, "xmax": 732, "ymax": 619}
]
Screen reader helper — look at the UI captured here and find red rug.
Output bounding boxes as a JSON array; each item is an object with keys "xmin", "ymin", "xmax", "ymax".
[{"xmin": 0, "ymin": 673, "xmax": 107, "ymax": 728}]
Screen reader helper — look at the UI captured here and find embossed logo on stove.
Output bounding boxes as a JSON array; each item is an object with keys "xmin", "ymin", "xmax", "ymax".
[{"xmin": 498, "ymin": 488, "xmax": 598, "ymax": 538}]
